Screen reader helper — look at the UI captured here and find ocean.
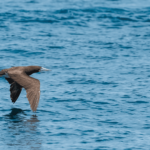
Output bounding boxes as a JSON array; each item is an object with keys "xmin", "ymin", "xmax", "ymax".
[{"xmin": 1, "ymin": 0, "xmax": 150, "ymax": 149}]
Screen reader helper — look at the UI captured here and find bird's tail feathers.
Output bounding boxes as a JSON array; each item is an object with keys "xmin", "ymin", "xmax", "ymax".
[{"xmin": 0, "ymin": 70, "xmax": 6, "ymax": 77}]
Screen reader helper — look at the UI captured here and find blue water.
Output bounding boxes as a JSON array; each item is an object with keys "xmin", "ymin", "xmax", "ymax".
[{"xmin": 1, "ymin": 0, "xmax": 150, "ymax": 149}]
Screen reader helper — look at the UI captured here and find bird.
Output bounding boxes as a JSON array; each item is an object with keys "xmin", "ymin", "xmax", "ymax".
[{"xmin": 0, "ymin": 66, "xmax": 50, "ymax": 112}]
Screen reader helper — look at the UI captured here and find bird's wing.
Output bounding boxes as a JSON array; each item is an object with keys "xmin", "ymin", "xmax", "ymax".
[
  {"xmin": 8, "ymin": 72, "xmax": 40, "ymax": 112},
  {"xmin": 5, "ymin": 78, "xmax": 22, "ymax": 103},
  {"xmin": 5, "ymin": 78, "xmax": 14, "ymax": 84},
  {"xmin": 10, "ymin": 82, "xmax": 22, "ymax": 103}
]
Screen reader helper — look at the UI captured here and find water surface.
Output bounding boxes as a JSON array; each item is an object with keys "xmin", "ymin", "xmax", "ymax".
[{"xmin": 1, "ymin": 0, "xmax": 150, "ymax": 149}]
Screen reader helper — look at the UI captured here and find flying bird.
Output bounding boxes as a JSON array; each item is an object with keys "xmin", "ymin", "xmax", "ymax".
[{"xmin": 0, "ymin": 66, "xmax": 50, "ymax": 112}]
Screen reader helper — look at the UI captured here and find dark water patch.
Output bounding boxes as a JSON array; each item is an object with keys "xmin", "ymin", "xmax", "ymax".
[
  {"xmin": 46, "ymin": 56, "xmax": 61, "ymax": 60},
  {"xmin": 4, "ymin": 108, "xmax": 26, "ymax": 123},
  {"xmin": 83, "ymin": 129, "xmax": 95, "ymax": 133},
  {"xmin": 0, "ymin": 55, "xmax": 16, "ymax": 59},
  {"xmin": 123, "ymin": 131, "xmax": 131, "ymax": 134},
  {"xmin": 127, "ymin": 108, "xmax": 135, "ymax": 111},
  {"xmin": 119, "ymin": 44, "xmax": 133, "ymax": 49},
  {"xmin": 94, "ymin": 146, "xmax": 110, "ymax": 150},
  {"xmin": 88, "ymin": 40, "xmax": 114, "ymax": 46},
  {"xmin": 38, "ymin": 109, "xmax": 60, "ymax": 115},
  {"xmin": 80, "ymin": 140, "xmax": 90, "ymax": 144},
  {"xmin": 144, "ymin": 19, "xmax": 150, "ymax": 22},
  {"xmin": 66, "ymin": 79, "xmax": 117, "ymax": 85},
  {"xmin": 99, "ymin": 120, "xmax": 121, "ymax": 125},
  {"xmin": 86, "ymin": 55, "xmax": 117, "ymax": 60},
  {"xmin": 121, "ymin": 95, "xmax": 131, "ymax": 98},
  {"xmin": 5, "ymin": 108, "xmax": 25, "ymax": 116},
  {"xmin": 64, "ymin": 90, "xmax": 83, "ymax": 95},
  {"xmin": 47, "ymin": 46, "xmax": 64, "ymax": 49},
  {"xmin": 101, "ymin": 81, "xmax": 117, "ymax": 85},
  {"xmin": 115, "ymin": 136, "xmax": 125, "ymax": 139},
  {"xmin": 97, "ymin": 14, "xmax": 136, "ymax": 22},
  {"xmin": 104, "ymin": 7, "xmax": 128, "ymax": 14},
  {"xmin": 1, "ymin": 49, "xmax": 28, "ymax": 54},
  {"xmin": 55, "ymin": 7, "xmax": 127, "ymax": 15},
  {"xmin": 62, "ymin": 20, "xmax": 88, "ymax": 27},
  {"xmin": 117, "ymin": 16, "xmax": 137, "ymax": 22},
  {"xmin": 66, "ymin": 107, "xmax": 88, "ymax": 112},
  {"xmin": 95, "ymin": 137, "xmax": 113, "ymax": 142},
  {"xmin": 25, "ymin": 52, "xmax": 45, "ymax": 56},
  {"xmin": 143, "ymin": 126, "xmax": 150, "ymax": 129},
  {"xmin": 0, "ymin": 24, "xmax": 7, "ymax": 28},
  {"xmin": 93, "ymin": 101, "xmax": 110, "ymax": 105},
  {"xmin": 18, "ymin": 9, "xmax": 44, "ymax": 14},
  {"xmin": 58, "ymin": 16, "xmax": 75, "ymax": 20},
  {"xmin": 69, "ymin": 32, "xmax": 84, "ymax": 35},
  {"xmin": 127, "ymin": 100, "xmax": 149, "ymax": 104},
  {"xmin": 55, "ymin": 9, "xmax": 76, "ymax": 14},
  {"xmin": 16, "ymin": 17, "xmax": 59, "ymax": 24},
  {"xmin": 65, "ymin": 66, "xmax": 87, "ymax": 70},
  {"xmin": 0, "ymin": 12, "xmax": 17, "ymax": 20},
  {"xmin": 26, "ymin": 0, "xmax": 38, "ymax": 3},
  {"xmin": 51, "ymin": 132, "xmax": 77, "ymax": 136},
  {"xmin": 82, "ymin": 7, "xmax": 127, "ymax": 14},
  {"xmin": 38, "ymin": 33, "xmax": 54, "ymax": 37},
  {"xmin": 55, "ymin": 98, "xmax": 88, "ymax": 103},
  {"xmin": 135, "ymin": 94, "xmax": 147, "ymax": 98},
  {"xmin": 55, "ymin": 99, "xmax": 74, "ymax": 102}
]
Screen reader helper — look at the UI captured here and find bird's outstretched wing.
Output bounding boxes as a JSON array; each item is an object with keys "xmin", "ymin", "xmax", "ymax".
[
  {"xmin": 8, "ymin": 72, "xmax": 40, "ymax": 112},
  {"xmin": 5, "ymin": 78, "xmax": 22, "ymax": 103},
  {"xmin": 5, "ymin": 78, "xmax": 14, "ymax": 84}
]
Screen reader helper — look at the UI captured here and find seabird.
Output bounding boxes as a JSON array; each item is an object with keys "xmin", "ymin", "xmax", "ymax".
[{"xmin": 0, "ymin": 66, "xmax": 50, "ymax": 112}]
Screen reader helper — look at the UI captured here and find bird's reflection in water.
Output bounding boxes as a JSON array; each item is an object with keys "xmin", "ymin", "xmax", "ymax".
[{"xmin": 4, "ymin": 108, "xmax": 42, "ymax": 150}]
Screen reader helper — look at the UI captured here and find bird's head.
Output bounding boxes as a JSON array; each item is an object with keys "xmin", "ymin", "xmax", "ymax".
[{"xmin": 25, "ymin": 66, "xmax": 50, "ymax": 75}]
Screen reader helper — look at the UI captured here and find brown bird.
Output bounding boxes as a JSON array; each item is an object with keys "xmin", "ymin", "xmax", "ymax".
[{"xmin": 0, "ymin": 66, "xmax": 50, "ymax": 112}]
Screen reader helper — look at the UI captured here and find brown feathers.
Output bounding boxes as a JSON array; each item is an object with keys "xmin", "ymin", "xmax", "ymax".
[
  {"xmin": 2, "ymin": 66, "xmax": 42, "ymax": 112},
  {"xmin": 10, "ymin": 82, "xmax": 22, "ymax": 103},
  {"xmin": 5, "ymin": 78, "xmax": 22, "ymax": 103}
]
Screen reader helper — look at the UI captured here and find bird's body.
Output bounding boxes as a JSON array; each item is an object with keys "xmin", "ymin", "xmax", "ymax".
[{"xmin": 0, "ymin": 66, "xmax": 49, "ymax": 112}]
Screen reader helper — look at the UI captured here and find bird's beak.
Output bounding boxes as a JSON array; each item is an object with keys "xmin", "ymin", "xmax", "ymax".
[{"xmin": 40, "ymin": 67, "xmax": 51, "ymax": 72}]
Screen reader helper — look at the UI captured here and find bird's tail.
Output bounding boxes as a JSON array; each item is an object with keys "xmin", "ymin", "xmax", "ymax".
[{"xmin": 0, "ymin": 70, "xmax": 5, "ymax": 77}]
